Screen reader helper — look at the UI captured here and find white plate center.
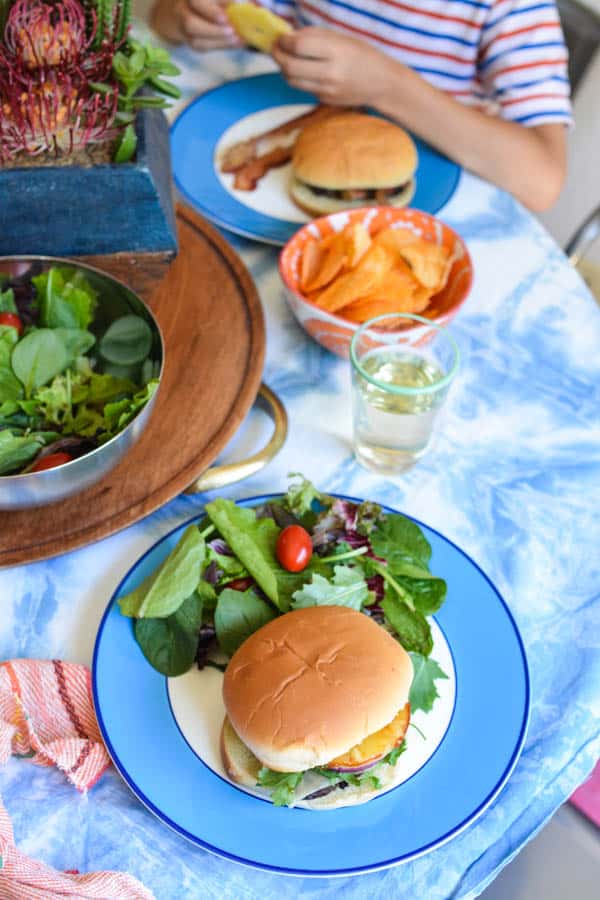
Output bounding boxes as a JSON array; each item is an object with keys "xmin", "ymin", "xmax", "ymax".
[
  {"xmin": 214, "ymin": 104, "xmax": 314, "ymax": 224},
  {"xmin": 168, "ymin": 619, "xmax": 456, "ymax": 807}
]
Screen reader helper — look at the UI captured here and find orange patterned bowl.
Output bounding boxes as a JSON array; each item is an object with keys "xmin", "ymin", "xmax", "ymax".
[{"xmin": 279, "ymin": 207, "xmax": 473, "ymax": 359}]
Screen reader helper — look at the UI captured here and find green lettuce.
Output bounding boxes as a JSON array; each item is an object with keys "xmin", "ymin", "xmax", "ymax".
[{"xmin": 34, "ymin": 266, "xmax": 98, "ymax": 331}]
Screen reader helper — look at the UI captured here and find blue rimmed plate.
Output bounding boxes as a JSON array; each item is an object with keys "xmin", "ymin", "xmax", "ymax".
[
  {"xmin": 92, "ymin": 495, "xmax": 529, "ymax": 876},
  {"xmin": 170, "ymin": 74, "xmax": 462, "ymax": 246}
]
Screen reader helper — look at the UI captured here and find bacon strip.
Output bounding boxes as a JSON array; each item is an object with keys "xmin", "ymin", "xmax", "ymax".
[
  {"xmin": 233, "ymin": 145, "xmax": 293, "ymax": 191},
  {"xmin": 220, "ymin": 104, "xmax": 344, "ymax": 186}
]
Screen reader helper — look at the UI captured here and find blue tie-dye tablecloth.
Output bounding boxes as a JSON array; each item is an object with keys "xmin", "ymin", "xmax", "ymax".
[{"xmin": 1, "ymin": 40, "xmax": 599, "ymax": 900}]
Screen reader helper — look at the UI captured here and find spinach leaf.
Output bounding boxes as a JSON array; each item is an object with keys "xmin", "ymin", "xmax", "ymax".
[
  {"xmin": 53, "ymin": 328, "xmax": 95, "ymax": 364},
  {"xmin": 408, "ymin": 653, "xmax": 448, "ymax": 714},
  {"xmin": 0, "ymin": 367, "xmax": 23, "ymax": 404},
  {"xmin": 0, "ymin": 430, "xmax": 44, "ymax": 474},
  {"xmin": 99, "ymin": 315, "xmax": 153, "ymax": 366},
  {"xmin": 11, "ymin": 329, "xmax": 68, "ymax": 396},
  {"xmin": 257, "ymin": 768, "xmax": 304, "ymax": 807},
  {"xmin": 395, "ymin": 575, "xmax": 446, "ymax": 617},
  {"xmin": 134, "ymin": 591, "xmax": 203, "ymax": 676},
  {"xmin": 370, "ymin": 513, "xmax": 432, "ymax": 570},
  {"xmin": 34, "ymin": 267, "xmax": 98, "ymax": 330},
  {"xmin": 0, "ymin": 288, "xmax": 17, "ymax": 313},
  {"xmin": 205, "ymin": 499, "xmax": 282, "ymax": 608},
  {"xmin": 214, "ymin": 587, "xmax": 276, "ymax": 657},
  {"xmin": 119, "ymin": 525, "xmax": 205, "ymax": 618},
  {"xmin": 382, "ymin": 588, "xmax": 433, "ymax": 656},
  {"xmin": 291, "ymin": 565, "xmax": 369, "ymax": 611}
]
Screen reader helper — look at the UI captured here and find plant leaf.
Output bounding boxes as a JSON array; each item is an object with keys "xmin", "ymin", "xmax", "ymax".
[
  {"xmin": 0, "ymin": 430, "xmax": 44, "ymax": 474},
  {"xmin": 134, "ymin": 591, "xmax": 204, "ymax": 677},
  {"xmin": 395, "ymin": 575, "xmax": 446, "ymax": 617},
  {"xmin": 205, "ymin": 499, "xmax": 281, "ymax": 608},
  {"xmin": 119, "ymin": 525, "xmax": 205, "ymax": 618},
  {"xmin": 370, "ymin": 513, "xmax": 432, "ymax": 570},
  {"xmin": 284, "ymin": 472, "xmax": 323, "ymax": 517},
  {"xmin": 382, "ymin": 588, "xmax": 433, "ymax": 656},
  {"xmin": 214, "ymin": 587, "xmax": 276, "ymax": 658},
  {"xmin": 290, "ymin": 564, "xmax": 369, "ymax": 611},
  {"xmin": 257, "ymin": 768, "xmax": 304, "ymax": 807},
  {"xmin": 114, "ymin": 124, "xmax": 137, "ymax": 163},
  {"xmin": 11, "ymin": 329, "xmax": 68, "ymax": 395},
  {"xmin": 408, "ymin": 653, "xmax": 448, "ymax": 714},
  {"xmin": 99, "ymin": 314, "xmax": 152, "ymax": 366}
]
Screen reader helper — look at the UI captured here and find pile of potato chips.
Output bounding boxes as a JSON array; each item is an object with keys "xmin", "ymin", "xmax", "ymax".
[{"xmin": 299, "ymin": 223, "xmax": 453, "ymax": 324}]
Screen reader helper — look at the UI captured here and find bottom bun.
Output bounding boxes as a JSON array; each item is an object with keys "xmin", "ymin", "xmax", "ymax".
[
  {"xmin": 289, "ymin": 177, "xmax": 416, "ymax": 217},
  {"xmin": 220, "ymin": 716, "xmax": 406, "ymax": 810}
]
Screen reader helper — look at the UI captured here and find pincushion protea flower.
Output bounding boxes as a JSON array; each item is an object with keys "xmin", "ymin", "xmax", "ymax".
[
  {"xmin": 0, "ymin": 70, "xmax": 119, "ymax": 161},
  {"xmin": 4, "ymin": 0, "xmax": 92, "ymax": 68}
]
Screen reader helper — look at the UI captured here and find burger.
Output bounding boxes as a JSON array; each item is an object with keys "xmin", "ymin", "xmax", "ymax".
[
  {"xmin": 220, "ymin": 606, "xmax": 413, "ymax": 808},
  {"xmin": 289, "ymin": 113, "xmax": 418, "ymax": 217}
]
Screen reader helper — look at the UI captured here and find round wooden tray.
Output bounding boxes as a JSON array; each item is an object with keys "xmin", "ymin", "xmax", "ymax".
[{"xmin": 0, "ymin": 205, "xmax": 266, "ymax": 568}]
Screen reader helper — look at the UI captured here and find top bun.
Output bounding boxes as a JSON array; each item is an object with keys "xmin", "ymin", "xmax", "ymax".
[
  {"xmin": 292, "ymin": 113, "xmax": 418, "ymax": 189},
  {"xmin": 223, "ymin": 606, "xmax": 413, "ymax": 772}
]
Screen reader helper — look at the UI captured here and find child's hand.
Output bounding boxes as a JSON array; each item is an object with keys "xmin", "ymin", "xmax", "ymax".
[
  {"xmin": 272, "ymin": 28, "xmax": 389, "ymax": 106},
  {"xmin": 154, "ymin": 0, "xmax": 242, "ymax": 49}
]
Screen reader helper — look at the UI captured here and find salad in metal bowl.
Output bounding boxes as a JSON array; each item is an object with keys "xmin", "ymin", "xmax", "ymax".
[{"xmin": 0, "ymin": 262, "xmax": 161, "ymax": 477}]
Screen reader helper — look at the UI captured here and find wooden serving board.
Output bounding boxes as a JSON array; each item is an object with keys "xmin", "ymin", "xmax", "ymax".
[{"xmin": 0, "ymin": 205, "xmax": 265, "ymax": 568}]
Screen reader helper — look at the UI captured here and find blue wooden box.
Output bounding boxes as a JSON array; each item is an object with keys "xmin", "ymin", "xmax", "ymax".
[{"xmin": 0, "ymin": 108, "xmax": 177, "ymax": 258}]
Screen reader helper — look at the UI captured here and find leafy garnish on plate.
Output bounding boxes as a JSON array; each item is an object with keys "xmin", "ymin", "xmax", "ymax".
[{"xmin": 291, "ymin": 564, "xmax": 369, "ymax": 611}]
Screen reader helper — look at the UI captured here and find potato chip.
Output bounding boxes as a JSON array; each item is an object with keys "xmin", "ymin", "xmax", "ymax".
[
  {"xmin": 226, "ymin": 3, "xmax": 292, "ymax": 52},
  {"xmin": 344, "ymin": 222, "xmax": 371, "ymax": 268},
  {"xmin": 371, "ymin": 227, "xmax": 419, "ymax": 256},
  {"xmin": 314, "ymin": 245, "xmax": 393, "ymax": 312},
  {"xmin": 338, "ymin": 297, "xmax": 406, "ymax": 324},
  {"xmin": 300, "ymin": 238, "xmax": 324, "ymax": 293},
  {"xmin": 397, "ymin": 239, "xmax": 452, "ymax": 291},
  {"xmin": 304, "ymin": 231, "xmax": 347, "ymax": 292}
]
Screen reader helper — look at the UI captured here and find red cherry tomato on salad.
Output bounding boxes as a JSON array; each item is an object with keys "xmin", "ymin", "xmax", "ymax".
[
  {"xmin": 227, "ymin": 577, "xmax": 254, "ymax": 592},
  {"xmin": 276, "ymin": 525, "xmax": 313, "ymax": 573},
  {"xmin": 30, "ymin": 452, "xmax": 73, "ymax": 472},
  {"xmin": 0, "ymin": 312, "xmax": 23, "ymax": 335}
]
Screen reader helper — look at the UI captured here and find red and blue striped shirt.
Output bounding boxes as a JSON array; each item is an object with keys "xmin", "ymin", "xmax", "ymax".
[{"xmin": 261, "ymin": 0, "xmax": 572, "ymax": 126}]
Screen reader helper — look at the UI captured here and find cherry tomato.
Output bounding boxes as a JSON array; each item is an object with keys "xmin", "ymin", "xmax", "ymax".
[
  {"xmin": 276, "ymin": 525, "xmax": 313, "ymax": 573},
  {"xmin": 30, "ymin": 452, "xmax": 73, "ymax": 472},
  {"xmin": 0, "ymin": 312, "xmax": 23, "ymax": 335},
  {"xmin": 227, "ymin": 577, "xmax": 254, "ymax": 592}
]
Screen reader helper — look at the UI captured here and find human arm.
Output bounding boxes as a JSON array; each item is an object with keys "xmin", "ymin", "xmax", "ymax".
[
  {"xmin": 150, "ymin": 0, "xmax": 241, "ymax": 49},
  {"xmin": 273, "ymin": 29, "xmax": 567, "ymax": 212}
]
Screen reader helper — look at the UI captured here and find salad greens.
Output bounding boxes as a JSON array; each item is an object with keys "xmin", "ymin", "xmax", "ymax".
[
  {"xmin": 214, "ymin": 587, "xmax": 276, "ymax": 658},
  {"xmin": 120, "ymin": 526, "xmax": 205, "ymax": 618},
  {"xmin": 258, "ymin": 744, "xmax": 407, "ymax": 807},
  {"xmin": 290, "ymin": 564, "xmax": 369, "ymax": 611},
  {"xmin": 0, "ymin": 265, "xmax": 160, "ymax": 476},
  {"xmin": 135, "ymin": 592, "xmax": 204, "ymax": 677}
]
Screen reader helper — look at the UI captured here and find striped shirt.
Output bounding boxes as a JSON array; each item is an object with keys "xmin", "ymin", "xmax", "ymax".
[{"xmin": 261, "ymin": 0, "xmax": 572, "ymax": 126}]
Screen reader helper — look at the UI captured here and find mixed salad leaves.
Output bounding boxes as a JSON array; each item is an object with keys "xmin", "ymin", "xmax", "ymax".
[
  {"xmin": 0, "ymin": 265, "xmax": 160, "ymax": 476},
  {"xmin": 119, "ymin": 475, "xmax": 449, "ymax": 710}
]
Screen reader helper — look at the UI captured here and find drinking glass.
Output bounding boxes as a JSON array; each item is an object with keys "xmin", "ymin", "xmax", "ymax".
[{"xmin": 350, "ymin": 313, "xmax": 460, "ymax": 474}]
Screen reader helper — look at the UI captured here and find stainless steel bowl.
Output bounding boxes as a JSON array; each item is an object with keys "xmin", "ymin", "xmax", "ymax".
[{"xmin": 0, "ymin": 257, "xmax": 164, "ymax": 510}]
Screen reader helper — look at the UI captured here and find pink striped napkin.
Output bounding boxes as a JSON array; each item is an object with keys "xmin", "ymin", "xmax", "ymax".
[{"xmin": 0, "ymin": 659, "xmax": 154, "ymax": 900}]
